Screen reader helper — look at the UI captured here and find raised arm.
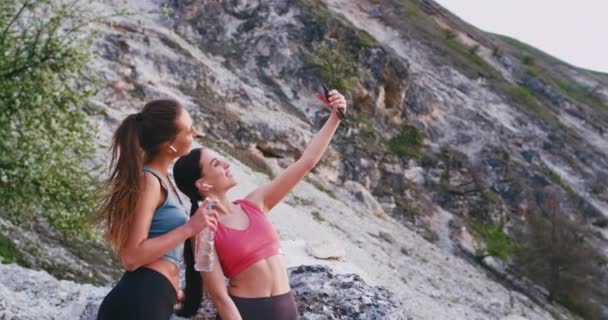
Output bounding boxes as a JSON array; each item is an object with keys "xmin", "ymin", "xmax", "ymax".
[
  {"xmin": 247, "ymin": 90, "xmax": 347, "ymax": 213},
  {"xmin": 119, "ymin": 174, "xmax": 218, "ymax": 271}
]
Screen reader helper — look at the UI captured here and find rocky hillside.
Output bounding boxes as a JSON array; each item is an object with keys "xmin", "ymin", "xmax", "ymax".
[{"xmin": 1, "ymin": 0, "xmax": 607, "ymax": 319}]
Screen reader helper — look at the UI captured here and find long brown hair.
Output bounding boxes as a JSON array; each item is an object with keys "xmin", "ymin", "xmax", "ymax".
[
  {"xmin": 173, "ymin": 148, "xmax": 205, "ymax": 316},
  {"xmin": 96, "ymin": 99, "xmax": 183, "ymax": 253}
]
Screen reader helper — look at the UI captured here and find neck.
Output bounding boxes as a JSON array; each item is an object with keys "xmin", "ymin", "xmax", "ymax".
[
  {"xmin": 203, "ymin": 191, "xmax": 236, "ymax": 215},
  {"xmin": 144, "ymin": 154, "xmax": 175, "ymax": 177}
]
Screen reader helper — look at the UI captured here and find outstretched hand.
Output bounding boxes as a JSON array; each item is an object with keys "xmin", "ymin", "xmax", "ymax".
[{"xmin": 315, "ymin": 89, "xmax": 347, "ymax": 119}]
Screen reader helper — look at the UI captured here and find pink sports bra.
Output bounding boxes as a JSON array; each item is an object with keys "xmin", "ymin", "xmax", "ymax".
[{"xmin": 214, "ymin": 199, "xmax": 281, "ymax": 278}]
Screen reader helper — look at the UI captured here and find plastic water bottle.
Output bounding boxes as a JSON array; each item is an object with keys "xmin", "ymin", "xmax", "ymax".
[{"xmin": 194, "ymin": 202, "xmax": 215, "ymax": 272}]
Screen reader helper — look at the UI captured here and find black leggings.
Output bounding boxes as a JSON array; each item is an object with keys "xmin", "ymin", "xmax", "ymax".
[
  {"xmin": 216, "ymin": 291, "xmax": 299, "ymax": 320},
  {"xmin": 97, "ymin": 267, "xmax": 177, "ymax": 320}
]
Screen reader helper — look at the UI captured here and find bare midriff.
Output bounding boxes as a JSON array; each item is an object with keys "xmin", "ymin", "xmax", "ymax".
[{"xmin": 227, "ymin": 255, "xmax": 290, "ymax": 298}]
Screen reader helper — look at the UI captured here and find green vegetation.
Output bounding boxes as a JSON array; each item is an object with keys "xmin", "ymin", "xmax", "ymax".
[
  {"xmin": 442, "ymin": 35, "xmax": 501, "ymax": 79},
  {"xmin": 515, "ymin": 191, "xmax": 605, "ymax": 320},
  {"xmin": 359, "ymin": 32, "xmax": 378, "ymax": 48},
  {"xmin": 495, "ymin": 83, "xmax": 558, "ymax": 125},
  {"xmin": 387, "ymin": 124, "xmax": 424, "ymax": 158},
  {"xmin": 499, "ymin": 35, "xmax": 608, "ymax": 112},
  {"xmin": 525, "ymin": 66, "xmax": 540, "ymax": 77},
  {"xmin": 0, "ymin": 233, "xmax": 27, "ymax": 265},
  {"xmin": 0, "ymin": 0, "xmax": 114, "ymax": 238},
  {"xmin": 160, "ymin": 4, "xmax": 172, "ymax": 17},
  {"xmin": 300, "ymin": 0, "xmax": 332, "ymax": 22},
  {"xmin": 471, "ymin": 222, "xmax": 513, "ymax": 261},
  {"xmin": 590, "ymin": 70, "xmax": 608, "ymax": 79},
  {"xmin": 492, "ymin": 46, "xmax": 501, "ymax": 57},
  {"xmin": 543, "ymin": 168, "xmax": 575, "ymax": 194},
  {"xmin": 311, "ymin": 210, "xmax": 325, "ymax": 222},
  {"xmin": 300, "ymin": 0, "xmax": 377, "ymax": 94},
  {"xmin": 287, "ymin": 195, "xmax": 310, "ymax": 207},
  {"xmin": 305, "ymin": 177, "xmax": 336, "ymax": 199},
  {"xmin": 482, "ymin": 190, "xmax": 501, "ymax": 205},
  {"xmin": 394, "ymin": 197, "xmax": 421, "ymax": 216},
  {"xmin": 559, "ymin": 295, "xmax": 602, "ymax": 320},
  {"xmin": 352, "ymin": 113, "xmax": 374, "ymax": 131},
  {"xmin": 385, "ymin": 3, "xmax": 602, "ymax": 128},
  {"xmin": 444, "ymin": 29, "xmax": 456, "ymax": 40},
  {"xmin": 469, "ymin": 44, "xmax": 480, "ymax": 55},
  {"xmin": 311, "ymin": 42, "xmax": 359, "ymax": 93},
  {"xmin": 522, "ymin": 55, "xmax": 535, "ymax": 66},
  {"xmin": 383, "ymin": 0, "xmax": 502, "ymax": 79},
  {"xmin": 555, "ymin": 80, "xmax": 608, "ymax": 112},
  {"xmin": 348, "ymin": 112, "xmax": 387, "ymax": 152}
]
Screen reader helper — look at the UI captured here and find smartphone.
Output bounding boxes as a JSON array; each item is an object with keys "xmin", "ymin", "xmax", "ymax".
[{"xmin": 321, "ymin": 83, "xmax": 346, "ymax": 120}]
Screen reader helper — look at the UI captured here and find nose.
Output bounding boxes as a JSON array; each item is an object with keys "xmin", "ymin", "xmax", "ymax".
[
  {"xmin": 223, "ymin": 161, "xmax": 230, "ymax": 169},
  {"xmin": 192, "ymin": 128, "xmax": 202, "ymax": 138}
]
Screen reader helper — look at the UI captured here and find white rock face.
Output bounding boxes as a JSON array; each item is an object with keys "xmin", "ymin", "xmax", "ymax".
[
  {"xmin": 0, "ymin": 263, "xmax": 108, "ymax": 320},
  {"xmin": 305, "ymin": 240, "xmax": 347, "ymax": 260},
  {"xmin": 342, "ymin": 180, "xmax": 387, "ymax": 217},
  {"xmin": 404, "ymin": 166, "xmax": 426, "ymax": 185}
]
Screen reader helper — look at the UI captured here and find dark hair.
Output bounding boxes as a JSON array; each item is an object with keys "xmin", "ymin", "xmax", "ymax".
[
  {"xmin": 173, "ymin": 148, "xmax": 206, "ymax": 316},
  {"xmin": 96, "ymin": 99, "xmax": 183, "ymax": 253}
]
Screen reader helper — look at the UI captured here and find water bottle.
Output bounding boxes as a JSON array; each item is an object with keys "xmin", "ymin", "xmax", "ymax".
[{"xmin": 194, "ymin": 202, "xmax": 215, "ymax": 272}]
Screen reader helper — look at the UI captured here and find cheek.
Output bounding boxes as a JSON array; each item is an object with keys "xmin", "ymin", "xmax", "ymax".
[
  {"xmin": 174, "ymin": 136, "xmax": 193, "ymax": 155},
  {"xmin": 179, "ymin": 134, "xmax": 193, "ymax": 147},
  {"xmin": 208, "ymin": 168, "xmax": 226, "ymax": 183}
]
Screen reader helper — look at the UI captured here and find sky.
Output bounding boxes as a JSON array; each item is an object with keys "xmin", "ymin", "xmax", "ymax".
[{"xmin": 433, "ymin": 0, "xmax": 608, "ymax": 73}]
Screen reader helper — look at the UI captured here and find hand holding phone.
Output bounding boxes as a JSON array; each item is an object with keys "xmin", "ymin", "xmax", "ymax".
[{"xmin": 321, "ymin": 83, "xmax": 346, "ymax": 120}]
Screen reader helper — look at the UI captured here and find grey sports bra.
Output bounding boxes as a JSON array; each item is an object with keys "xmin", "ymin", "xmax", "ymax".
[{"xmin": 143, "ymin": 166, "xmax": 189, "ymax": 267}]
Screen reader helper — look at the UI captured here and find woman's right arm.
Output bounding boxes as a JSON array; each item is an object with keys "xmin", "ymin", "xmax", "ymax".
[
  {"xmin": 203, "ymin": 248, "xmax": 242, "ymax": 320},
  {"xmin": 119, "ymin": 173, "xmax": 218, "ymax": 271}
]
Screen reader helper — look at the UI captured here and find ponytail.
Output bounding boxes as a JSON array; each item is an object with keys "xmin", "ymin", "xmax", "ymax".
[
  {"xmin": 173, "ymin": 148, "xmax": 206, "ymax": 317},
  {"xmin": 96, "ymin": 99, "xmax": 182, "ymax": 254},
  {"xmin": 177, "ymin": 198, "xmax": 204, "ymax": 316},
  {"xmin": 97, "ymin": 114, "xmax": 143, "ymax": 252}
]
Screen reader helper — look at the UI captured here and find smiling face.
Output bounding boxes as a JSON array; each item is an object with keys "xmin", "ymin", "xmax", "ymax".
[{"xmin": 196, "ymin": 148, "xmax": 237, "ymax": 193}]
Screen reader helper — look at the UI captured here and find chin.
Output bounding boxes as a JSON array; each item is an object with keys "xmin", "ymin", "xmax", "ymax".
[{"xmin": 224, "ymin": 179, "xmax": 237, "ymax": 189}]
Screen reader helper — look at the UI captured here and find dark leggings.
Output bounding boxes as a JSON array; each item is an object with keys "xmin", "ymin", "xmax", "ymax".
[
  {"xmin": 216, "ymin": 291, "xmax": 299, "ymax": 320},
  {"xmin": 97, "ymin": 267, "xmax": 177, "ymax": 320}
]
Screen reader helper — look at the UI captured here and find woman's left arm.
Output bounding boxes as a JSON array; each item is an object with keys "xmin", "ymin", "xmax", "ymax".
[{"xmin": 247, "ymin": 90, "xmax": 347, "ymax": 213}]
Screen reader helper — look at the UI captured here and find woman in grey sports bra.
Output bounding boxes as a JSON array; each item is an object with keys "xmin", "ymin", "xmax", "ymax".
[{"xmin": 96, "ymin": 99, "xmax": 220, "ymax": 320}]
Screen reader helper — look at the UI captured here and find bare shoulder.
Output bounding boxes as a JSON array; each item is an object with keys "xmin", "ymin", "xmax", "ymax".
[
  {"xmin": 139, "ymin": 171, "xmax": 163, "ymax": 208},
  {"xmin": 142, "ymin": 171, "xmax": 162, "ymax": 192},
  {"xmin": 244, "ymin": 189, "xmax": 268, "ymax": 214}
]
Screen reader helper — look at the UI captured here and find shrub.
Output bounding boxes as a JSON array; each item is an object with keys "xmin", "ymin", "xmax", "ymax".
[
  {"xmin": 0, "ymin": 0, "xmax": 109, "ymax": 238},
  {"xmin": 387, "ymin": 124, "xmax": 424, "ymax": 158},
  {"xmin": 471, "ymin": 222, "xmax": 513, "ymax": 261}
]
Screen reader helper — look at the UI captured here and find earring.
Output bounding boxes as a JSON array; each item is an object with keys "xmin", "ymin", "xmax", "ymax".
[{"xmin": 169, "ymin": 145, "xmax": 177, "ymax": 153}]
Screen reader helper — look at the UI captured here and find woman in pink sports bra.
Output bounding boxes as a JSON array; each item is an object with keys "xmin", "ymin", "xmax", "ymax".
[{"xmin": 172, "ymin": 89, "xmax": 348, "ymax": 320}]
